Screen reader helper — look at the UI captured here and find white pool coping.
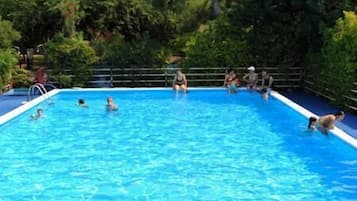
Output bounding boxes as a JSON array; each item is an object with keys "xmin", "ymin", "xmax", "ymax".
[
  {"xmin": 271, "ymin": 91, "xmax": 357, "ymax": 149},
  {"xmin": 1, "ymin": 87, "xmax": 356, "ymax": 149},
  {"xmin": 0, "ymin": 89, "xmax": 61, "ymax": 125}
]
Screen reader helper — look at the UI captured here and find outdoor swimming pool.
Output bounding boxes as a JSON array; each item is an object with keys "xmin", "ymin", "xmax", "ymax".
[{"xmin": 0, "ymin": 89, "xmax": 356, "ymax": 200}]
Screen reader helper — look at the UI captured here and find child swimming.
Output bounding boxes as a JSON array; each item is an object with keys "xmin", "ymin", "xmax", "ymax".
[{"xmin": 31, "ymin": 108, "xmax": 43, "ymax": 120}]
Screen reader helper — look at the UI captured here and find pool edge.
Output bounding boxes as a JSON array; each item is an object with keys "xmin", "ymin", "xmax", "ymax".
[
  {"xmin": 0, "ymin": 89, "xmax": 61, "ymax": 125},
  {"xmin": 271, "ymin": 91, "xmax": 357, "ymax": 149}
]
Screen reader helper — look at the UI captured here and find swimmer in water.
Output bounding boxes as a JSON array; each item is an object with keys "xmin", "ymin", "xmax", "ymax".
[
  {"xmin": 106, "ymin": 97, "xmax": 118, "ymax": 111},
  {"xmin": 31, "ymin": 108, "xmax": 43, "ymax": 120}
]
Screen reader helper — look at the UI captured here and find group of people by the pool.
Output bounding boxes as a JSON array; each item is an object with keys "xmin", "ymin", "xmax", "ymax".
[
  {"xmin": 223, "ymin": 66, "xmax": 274, "ymax": 100},
  {"xmin": 174, "ymin": 66, "xmax": 273, "ymax": 99},
  {"xmin": 30, "ymin": 66, "xmax": 345, "ymax": 135}
]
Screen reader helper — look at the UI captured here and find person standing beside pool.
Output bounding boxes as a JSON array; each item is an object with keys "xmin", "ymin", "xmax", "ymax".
[
  {"xmin": 106, "ymin": 97, "xmax": 118, "ymax": 111},
  {"xmin": 173, "ymin": 69, "xmax": 188, "ymax": 94},
  {"xmin": 243, "ymin": 66, "xmax": 258, "ymax": 91},
  {"xmin": 224, "ymin": 68, "xmax": 240, "ymax": 94},
  {"xmin": 317, "ymin": 111, "xmax": 345, "ymax": 134}
]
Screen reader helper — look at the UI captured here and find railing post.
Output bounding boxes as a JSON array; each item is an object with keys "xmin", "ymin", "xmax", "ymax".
[
  {"xmin": 164, "ymin": 68, "xmax": 168, "ymax": 87},
  {"xmin": 110, "ymin": 65, "xmax": 113, "ymax": 88}
]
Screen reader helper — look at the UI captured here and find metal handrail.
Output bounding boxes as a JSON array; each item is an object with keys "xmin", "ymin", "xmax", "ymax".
[{"xmin": 27, "ymin": 83, "xmax": 54, "ymax": 102}]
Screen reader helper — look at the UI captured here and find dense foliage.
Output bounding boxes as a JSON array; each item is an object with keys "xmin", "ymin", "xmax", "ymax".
[
  {"xmin": 0, "ymin": 0, "xmax": 62, "ymax": 48},
  {"xmin": 0, "ymin": 0, "xmax": 356, "ymax": 107},
  {"xmin": 313, "ymin": 11, "xmax": 357, "ymax": 106},
  {"xmin": 0, "ymin": 18, "xmax": 21, "ymax": 92},
  {"xmin": 46, "ymin": 34, "xmax": 98, "ymax": 87},
  {"xmin": 0, "ymin": 49, "xmax": 18, "ymax": 92},
  {"xmin": 11, "ymin": 67, "xmax": 31, "ymax": 88},
  {"xmin": 0, "ymin": 18, "xmax": 21, "ymax": 49},
  {"xmin": 172, "ymin": 17, "xmax": 250, "ymax": 68}
]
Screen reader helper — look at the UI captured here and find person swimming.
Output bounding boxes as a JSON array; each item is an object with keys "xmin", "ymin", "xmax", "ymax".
[
  {"xmin": 106, "ymin": 97, "xmax": 118, "ymax": 111},
  {"xmin": 307, "ymin": 116, "xmax": 317, "ymax": 131},
  {"xmin": 317, "ymin": 111, "xmax": 345, "ymax": 134},
  {"xmin": 31, "ymin": 108, "xmax": 43, "ymax": 120},
  {"xmin": 78, "ymin": 98, "xmax": 88, "ymax": 108}
]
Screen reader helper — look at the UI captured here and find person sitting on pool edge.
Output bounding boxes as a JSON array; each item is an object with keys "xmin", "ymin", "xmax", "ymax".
[
  {"xmin": 106, "ymin": 97, "xmax": 118, "ymax": 111},
  {"xmin": 78, "ymin": 98, "xmax": 88, "ymax": 108},
  {"xmin": 243, "ymin": 66, "xmax": 258, "ymax": 91},
  {"xmin": 31, "ymin": 108, "xmax": 43, "ymax": 120},
  {"xmin": 307, "ymin": 116, "xmax": 317, "ymax": 131},
  {"xmin": 258, "ymin": 70, "xmax": 274, "ymax": 100},
  {"xmin": 317, "ymin": 111, "xmax": 345, "ymax": 135},
  {"xmin": 261, "ymin": 87, "xmax": 269, "ymax": 100},
  {"xmin": 172, "ymin": 69, "xmax": 188, "ymax": 94},
  {"xmin": 260, "ymin": 70, "xmax": 274, "ymax": 90},
  {"xmin": 224, "ymin": 68, "xmax": 240, "ymax": 94}
]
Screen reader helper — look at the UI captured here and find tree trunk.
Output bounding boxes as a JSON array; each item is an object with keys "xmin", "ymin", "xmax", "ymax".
[{"xmin": 212, "ymin": 0, "xmax": 221, "ymax": 17}]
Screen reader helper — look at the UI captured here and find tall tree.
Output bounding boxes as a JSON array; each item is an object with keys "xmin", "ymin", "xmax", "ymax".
[
  {"xmin": 0, "ymin": 0, "xmax": 62, "ymax": 48},
  {"xmin": 228, "ymin": 0, "xmax": 322, "ymax": 67}
]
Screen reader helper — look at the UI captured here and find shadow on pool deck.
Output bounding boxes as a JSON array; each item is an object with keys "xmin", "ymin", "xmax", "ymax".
[{"xmin": 280, "ymin": 89, "xmax": 357, "ymax": 139}]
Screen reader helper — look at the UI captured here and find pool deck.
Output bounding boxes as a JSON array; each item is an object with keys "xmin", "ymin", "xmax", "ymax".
[
  {"xmin": 1, "ymin": 88, "xmax": 356, "ymax": 139},
  {"xmin": 0, "ymin": 95, "xmax": 27, "ymax": 116},
  {"xmin": 281, "ymin": 90, "xmax": 357, "ymax": 139}
]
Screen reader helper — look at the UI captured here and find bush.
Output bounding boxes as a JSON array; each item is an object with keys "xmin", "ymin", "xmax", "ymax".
[
  {"xmin": 53, "ymin": 73, "xmax": 72, "ymax": 88},
  {"xmin": 0, "ymin": 49, "xmax": 18, "ymax": 92},
  {"xmin": 317, "ymin": 11, "xmax": 357, "ymax": 106},
  {"xmin": 47, "ymin": 33, "xmax": 98, "ymax": 87},
  {"xmin": 0, "ymin": 18, "xmax": 21, "ymax": 49},
  {"xmin": 309, "ymin": 12, "xmax": 357, "ymax": 106},
  {"xmin": 104, "ymin": 34, "xmax": 167, "ymax": 67},
  {"xmin": 11, "ymin": 67, "xmax": 31, "ymax": 88},
  {"xmin": 172, "ymin": 17, "xmax": 250, "ymax": 68}
]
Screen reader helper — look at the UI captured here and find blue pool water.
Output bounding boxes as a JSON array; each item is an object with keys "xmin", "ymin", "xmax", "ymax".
[{"xmin": 0, "ymin": 89, "xmax": 356, "ymax": 201}]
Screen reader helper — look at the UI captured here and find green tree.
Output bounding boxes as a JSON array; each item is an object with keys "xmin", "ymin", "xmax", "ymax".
[
  {"xmin": 0, "ymin": 49, "xmax": 18, "ymax": 92},
  {"xmin": 0, "ymin": 0, "xmax": 62, "ymax": 48},
  {"xmin": 227, "ymin": 0, "xmax": 322, "ymax": 67},
  {"xmin": 0, "ymin": 18, "xmax": 20, "ymax": 92},
  {"xmin": 55, "ymin": 0, "xmax": 82, "ymax": 37},
  {"xmin": 318, "ymin": 11, "xmax": 357, "ymax": 106},
  {"xmin": 172, "ymin": 16, "xmax": 250, "ymax": 67},
  {"xmin": 46, "ymin": 34, "xmax": 98, "ymax": 87},
  {"xmin": 102, "ymin": 33, "xmax": 166, "ymax": 67},
  {"xmin": 0, "ymin": 18, "xmax": 21, "ymax": 48}
]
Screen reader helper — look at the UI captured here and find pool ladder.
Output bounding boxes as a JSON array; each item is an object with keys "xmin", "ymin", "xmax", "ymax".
[{"xmin": 27, "ymin": 83, "xmax": 56, "ymax": 102}]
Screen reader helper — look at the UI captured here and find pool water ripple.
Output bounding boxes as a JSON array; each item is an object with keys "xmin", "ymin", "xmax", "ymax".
[{"xmin": 0, "ymin": 90, "xmax": 356, "ymax": 200}]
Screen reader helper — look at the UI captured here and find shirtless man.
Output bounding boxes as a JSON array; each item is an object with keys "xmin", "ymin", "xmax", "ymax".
[{"xmin": 317, "ymin": 111, "xmax": 345, "ymax": 134}]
